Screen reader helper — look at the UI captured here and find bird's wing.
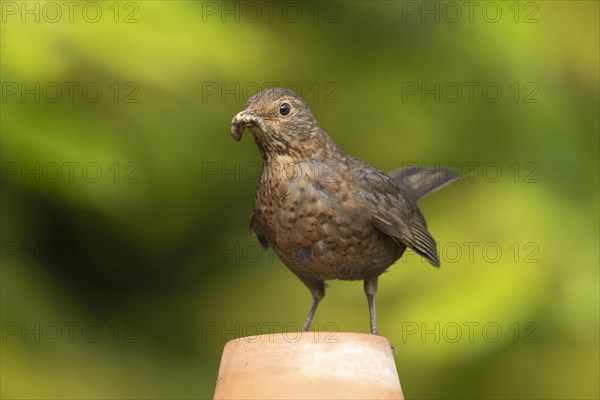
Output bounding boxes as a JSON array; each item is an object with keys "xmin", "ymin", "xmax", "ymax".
[
  {"xmin": 371, "ymin": 208, "xmax": 440, "ymax": 266},
  {"xmin": 249, "ymin": 210, "xmax": 269, "ymax": 250},
  {"xmin": 350, "ymin": 157, "xmax": 440, "ymax": 266}
]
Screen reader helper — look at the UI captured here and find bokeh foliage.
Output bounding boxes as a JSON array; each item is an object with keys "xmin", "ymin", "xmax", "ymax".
[{"xmin": 1, "ymin": 1, "xmax": 598, "ymax": 399}]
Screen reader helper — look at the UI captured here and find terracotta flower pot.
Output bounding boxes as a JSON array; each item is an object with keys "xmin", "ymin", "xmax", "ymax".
[{"xmin": 214, "ymin": 332, "xmax": 403, "ymax": 399}]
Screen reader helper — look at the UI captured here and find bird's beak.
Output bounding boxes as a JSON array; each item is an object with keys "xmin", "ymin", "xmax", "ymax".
[
  {"xmin": 230, "ymin": 109, "xmax": 271, "ymax": 141},
  {"xmin": 230, "ymin": 110, "xmax": 280, "ymax": 141}
]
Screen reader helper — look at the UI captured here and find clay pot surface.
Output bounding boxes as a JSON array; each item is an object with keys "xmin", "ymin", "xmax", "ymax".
[{"xmin": 214, "ymin": 332, "xmax": 403, "ymax": 399}]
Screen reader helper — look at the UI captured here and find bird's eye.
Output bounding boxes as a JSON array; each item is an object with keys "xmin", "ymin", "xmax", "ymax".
[{"xmin": 279, "ymin": 102, "xmax": 291, "ymax": 116}]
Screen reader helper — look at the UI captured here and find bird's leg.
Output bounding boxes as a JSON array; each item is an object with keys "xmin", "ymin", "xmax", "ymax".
[
  {"xmin": 364, "ymin": 276, "xmax": 379, "ymax": 335},
  {"xmin": 300, "ymin": 278, "xmax": 325, "ymax": 332}
]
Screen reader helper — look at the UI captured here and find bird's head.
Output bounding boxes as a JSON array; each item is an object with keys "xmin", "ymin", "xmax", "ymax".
[{"xmin": 230, "ymin": 88, "xmax": 324, "ymax": 158}]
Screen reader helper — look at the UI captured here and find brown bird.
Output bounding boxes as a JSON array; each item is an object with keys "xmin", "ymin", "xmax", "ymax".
[{"xmin": 230, "ymin": 88, "xmax": 459, "ymax": 335}]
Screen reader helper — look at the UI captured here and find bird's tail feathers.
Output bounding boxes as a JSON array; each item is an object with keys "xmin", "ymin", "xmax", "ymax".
[{"xmin": 388, "ymin": 166, "xmax": 466, "ymax": 202}]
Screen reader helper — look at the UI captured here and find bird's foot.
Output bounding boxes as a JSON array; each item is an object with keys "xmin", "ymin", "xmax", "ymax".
[{"xmin": 301, "ymin": 320, "xmax": 312, "ymax": 332}]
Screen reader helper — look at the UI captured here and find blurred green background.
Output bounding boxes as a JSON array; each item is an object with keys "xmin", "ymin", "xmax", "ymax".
[{"xmin": 1, "ymin": 1, "xmax": 598, "ymax": 399}]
